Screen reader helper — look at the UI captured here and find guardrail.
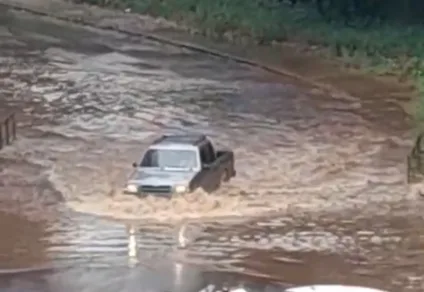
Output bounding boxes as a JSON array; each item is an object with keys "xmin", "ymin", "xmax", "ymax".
[
  {"xmin": 0, "ymin": 112, "xmax": 16, "ymax": 150},
  {"xmin": 407, "ymin": 132, "xmax": 424, "ymax": 184}
]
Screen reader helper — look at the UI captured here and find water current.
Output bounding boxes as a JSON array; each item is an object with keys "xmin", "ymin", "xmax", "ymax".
[{"xmin": 0, "ymin": 8, "xmax": 422, "ymax": 292}]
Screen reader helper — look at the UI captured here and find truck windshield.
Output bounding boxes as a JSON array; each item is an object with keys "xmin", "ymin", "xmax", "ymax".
[{"xmin": 140, "ymin": 149, "xmax": 198, "ymax": 170}]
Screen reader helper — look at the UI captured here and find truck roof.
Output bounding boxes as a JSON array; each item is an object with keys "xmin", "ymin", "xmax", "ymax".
[{"xmin": 152, "ymin": 134, "xmax": 207, "ymax": 146}]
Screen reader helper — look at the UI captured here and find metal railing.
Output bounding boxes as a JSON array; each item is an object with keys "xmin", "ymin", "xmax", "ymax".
[
  {"xmin": 0, "ymin": 112, "xmax": 16, "ymax": 150},
  {"xmin": 407, "ymin": 132, "xmax": 424, "ymax": 184}
]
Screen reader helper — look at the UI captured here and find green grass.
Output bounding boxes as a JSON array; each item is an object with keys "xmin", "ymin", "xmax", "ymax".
[{"xmin": 82, "ymin": 0, "xmax": 424, "ymax": 125}]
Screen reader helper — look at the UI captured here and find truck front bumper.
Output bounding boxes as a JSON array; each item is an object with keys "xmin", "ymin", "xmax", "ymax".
[
  {"xmin": 123, "ymin": 189, "xmax": 175, "ymax": 197},
  {"xmin": 123, "ymin": 184, "xmax": 190, "ymax": 197}
]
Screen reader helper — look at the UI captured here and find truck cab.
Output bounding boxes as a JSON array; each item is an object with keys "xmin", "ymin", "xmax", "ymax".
[{"xmin": 124, "ymin": 134, "xmax": 236, "ymax": 197}]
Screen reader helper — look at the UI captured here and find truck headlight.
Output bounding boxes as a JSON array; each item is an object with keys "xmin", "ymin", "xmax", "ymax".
[
  {"xmin": 175, "ymin": 185, "xmax": 187, "ymax": 193},
  {"xmin": 126, "ymin": 184, "xmax": 138, "ymax": 193}
]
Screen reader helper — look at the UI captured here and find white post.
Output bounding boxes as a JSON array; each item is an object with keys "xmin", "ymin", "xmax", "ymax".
[{"xmin": 127, "ymin": 225, "xmax": 139, "ymax": 267}]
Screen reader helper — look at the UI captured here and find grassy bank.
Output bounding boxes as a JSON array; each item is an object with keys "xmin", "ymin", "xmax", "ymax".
[{"xmin": 81, "ymin": 0, "xmax": 424, "ymax": 123}]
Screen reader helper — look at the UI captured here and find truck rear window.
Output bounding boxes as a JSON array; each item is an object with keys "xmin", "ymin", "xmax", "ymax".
[{"xmin": 141, "ymin": 149, "xmax": 198, "ymax": 170}]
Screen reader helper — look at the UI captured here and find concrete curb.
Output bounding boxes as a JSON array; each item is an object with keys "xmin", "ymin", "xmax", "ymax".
[{"xmin": 1, "ymin": 1, "xmax": 340, "ymax": 92}]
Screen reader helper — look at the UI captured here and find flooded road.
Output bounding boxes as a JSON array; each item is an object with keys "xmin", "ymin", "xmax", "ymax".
[{"xmin": 0, "ymin": 7, "xmax": 421, "ymax": 292}]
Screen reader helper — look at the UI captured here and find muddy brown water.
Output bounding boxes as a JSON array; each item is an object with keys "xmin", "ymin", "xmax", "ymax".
[{"xmin": 0, "ymin": 7, "xmax": 423, "ymax": 292}]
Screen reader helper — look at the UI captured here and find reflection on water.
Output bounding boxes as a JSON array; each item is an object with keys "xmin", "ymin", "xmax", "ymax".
[
  {"xmin": 1, "ymin": 201, "xmax": 424, "ymax": 291},
  {"xmin": 127, "ymin": 225, "xmax": 138, "ymax": 267},
  {"xmin": 0, "ymin": 7, "xmax": 420, "ymax": 292}
]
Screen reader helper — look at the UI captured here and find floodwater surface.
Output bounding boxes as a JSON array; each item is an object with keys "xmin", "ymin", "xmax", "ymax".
[{"xmin": 0, "ymin": 7, "xmax": 421, "ymax": 292}]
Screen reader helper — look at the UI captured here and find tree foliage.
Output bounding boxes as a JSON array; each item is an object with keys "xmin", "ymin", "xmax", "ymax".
[
  {"xmin": 81, "ymin": 0, "xmax": 424, "ymax": 29},
  {"xmin": 281, "ymin": 0, "xmax": 424, "ymax": 28}
]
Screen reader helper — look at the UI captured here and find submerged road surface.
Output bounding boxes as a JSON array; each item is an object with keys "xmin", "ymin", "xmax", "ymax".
[{"xmin": 0, "ymin": 7, "xmax": 422, "ymax": 292}]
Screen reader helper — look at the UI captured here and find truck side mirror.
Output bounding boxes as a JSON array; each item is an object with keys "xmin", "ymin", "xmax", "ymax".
[{"xmin": 132, "ymin": 162, "xmax": 137, "ymax": 168}]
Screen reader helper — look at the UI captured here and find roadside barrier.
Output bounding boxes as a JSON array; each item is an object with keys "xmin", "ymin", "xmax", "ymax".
[
  {"xmin": 0, "ymin": 112, "xmax": 17, "ymax": 150},
  {"xmin": 407, "ymin": 132, "xmax": 424, "ymax": 184}
]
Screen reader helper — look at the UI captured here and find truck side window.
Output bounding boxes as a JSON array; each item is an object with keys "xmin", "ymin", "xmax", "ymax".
[
  {"xmin": 205, "ymin": 142, "xmax": 216, "ymax": 161},
  {"xmin": 200, "ymin": 144, "xmax": 214, "ymax": 165},
  {"xmin": 200, "ymin": 146, "xmax": 209, "ymax": 165}
]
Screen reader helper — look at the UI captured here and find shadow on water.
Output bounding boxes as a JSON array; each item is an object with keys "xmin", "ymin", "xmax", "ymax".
[{"xmin": 0, "ymin": 6, "xmax": 420, "ymax": 292}]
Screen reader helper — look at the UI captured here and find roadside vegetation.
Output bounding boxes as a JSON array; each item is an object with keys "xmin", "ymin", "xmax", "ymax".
[{"xmin": 77, "ymin": 0, "xmax": 424, "ymax": 123}]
